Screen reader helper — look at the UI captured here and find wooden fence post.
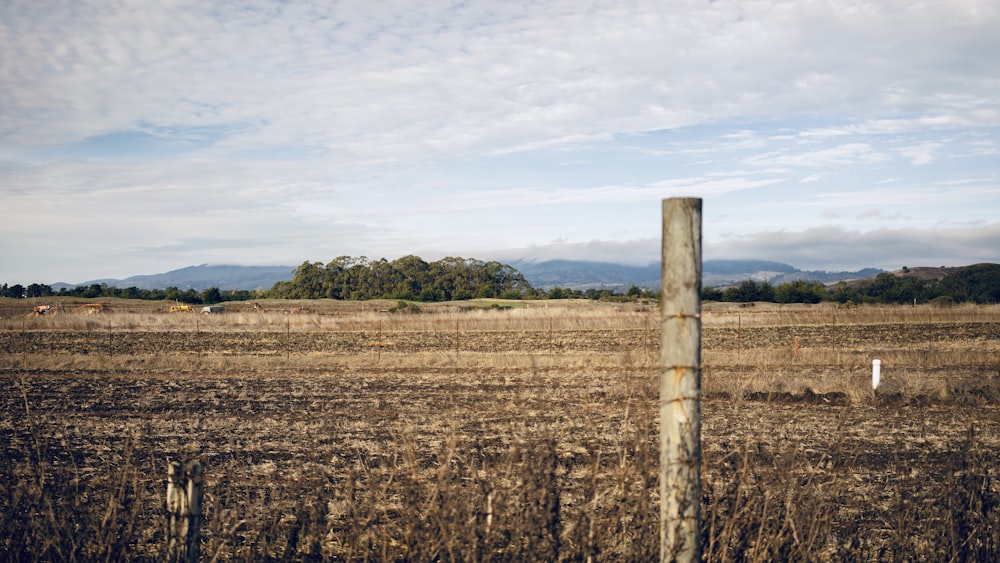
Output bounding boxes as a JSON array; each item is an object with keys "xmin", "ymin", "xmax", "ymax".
[
  {"xmin": 166, "ymin": 460, "xmax": 204, "ymax": 563},
  {"xmin": 660, "ymin": 198, "xmax": 702, "ymax": 563}
]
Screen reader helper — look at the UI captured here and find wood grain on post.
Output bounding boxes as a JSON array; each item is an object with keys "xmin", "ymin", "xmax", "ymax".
[
  {"xmin": 660, "ymin": 198, "xmax": 702, "ymax": 563},
  {"xmin": 166, "ymin": 460, "xmax": 204, "ymax": 563}
]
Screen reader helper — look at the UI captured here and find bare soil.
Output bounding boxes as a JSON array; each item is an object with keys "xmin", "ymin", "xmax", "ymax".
[{"xmin": 1, "ymin": 302, "xmax": 998, "ymax": 560}]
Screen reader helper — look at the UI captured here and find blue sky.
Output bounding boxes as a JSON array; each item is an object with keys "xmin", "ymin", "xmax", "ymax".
[{"xmin": 2, "ymin": 0, "xmax": 999, "ymax": 284}]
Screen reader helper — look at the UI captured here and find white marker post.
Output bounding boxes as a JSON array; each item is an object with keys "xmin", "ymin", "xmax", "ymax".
[{"xmin": 872, "ymin": 359, "xmax": 881, "ymax": 390}]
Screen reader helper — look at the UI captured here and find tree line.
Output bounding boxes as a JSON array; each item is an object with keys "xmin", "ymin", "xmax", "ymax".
[
  {"xmin": 0, "ymin": 283, "xmax": 255, "ymax": 304},
  {"xmin": 267, "ymin": 256, "xmax": 533, "ymax": 301},
  {"xmin": 3, "ymin": 262, "xmax": 997, "ymax": 305},
  {"xmin": 697, "ymin": 264, "xmax": 1000, "ymax": 305}
]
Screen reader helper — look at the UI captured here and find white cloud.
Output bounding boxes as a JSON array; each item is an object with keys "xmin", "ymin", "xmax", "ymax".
[
  {"xmin": 1, "ymin": 0, "xmax": 999, "ymax": 283},
  {"xmin": 493, "ymin": 238, "xmax": 660, "ymax": 267},
  {"xmin": 709, "ymin": 224, "xmax": 1000, "ymax": 271},
  {"xmin": 489, "ymin": 222, "xmax": 1000, "ymax": 272},
  {"xmin": 428, "ymin": 176, "xmax": 786, "ymax": 214},
  {"xmin": 5, "ymin": 0, "xmax": 999, "ymax": 158},
  {"xmin": 897, "ymin": 142, "xmax": 945, "ymax": 165},
  {"xmin": 743, "ymin": 143, "xmax": 889, "ymax": 168}
]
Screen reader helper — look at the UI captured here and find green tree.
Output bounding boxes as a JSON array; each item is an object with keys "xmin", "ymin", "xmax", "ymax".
[
  {"xmin": 547, "ymin": 287, "xmax": 569, "ymax": 299},
  {"xmin": 2, "ymin": 284, "xmax": 25, "ymax": 298},
  {"xmin": 830, "ymin": 281, "xmax": 861, "ymax": 304},
  {"xmin": 119, "ymin": 286, "xmax": 144, "ymax": 300},
  {"xmin": 723, "ymin": 280, "xmax": 775, "ymax": 303},
  {"xmin": 701, "ymin": 286, "xmax": 723, "ymax": 301},
  {"xmin": 82, "ymin": 284, "xmax": 105, "ymax": 298},
  {"xmin": 201, "ymin": 287, "xmax": 223, "ymax": 304},
  {"xmin": 163, "ymin": 286, "xmax": 183, "ymax": 302},
  {"xmin": 24, "ymin": 283, "xmax": 53, "ymax": 298},
  {"xmin": 938, "ymin": 264, "xmax": 1000, "ymax": 304},
  {"xmin": 267, "ymin": 255, "xmax": 535, "ymax": 302},
  {"xmin": 178, "ymin": 289, "xmax": 201, "ymax": 304},
  {"xmin": 858, "ymin": 273, "xmax": 940, "ymax": 304},
  {"xmin": 288, "ymin": 261, "xmax": 328, "ymax": 299},
  {"xmin": 774, "ymin": 280, "xmax": 827, "ymax": 304}
]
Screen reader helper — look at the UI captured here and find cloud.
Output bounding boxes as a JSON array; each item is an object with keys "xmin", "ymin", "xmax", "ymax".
[
  {"xmin": 896, "ymin": 142, "xmax": 945, "ymax": 165},
  {"xmin": 743, "ymin": 143, "xmax": 889, "ymax": 168},
  {"xmin": 814, "ymin": 180, "xmax": 1000, "ymax": 209},
  {"xmin": 966, "ymin": 139, "xmax": 1000, "ymax": 156},
  {"xmin": 4, "ymin": 0, "xmax": 999, "ymax": 160},
  {"xmin": 488, "ymin": 222, "xmax": 1000, "ymax": 272},
  {"xmin": 1, "ymin": 0, "xmax": 999, "ymax": 283},
  {"xmin": 492, "ymin": 238, "xmax": 660, "ymax": 267},
  {"xmin": 709, "ymin": 224, "xmax": 1000, "ymax": 271},
  {"xmin": 801, "ymin": 115, "xmax": 997, "ymax": 138}
]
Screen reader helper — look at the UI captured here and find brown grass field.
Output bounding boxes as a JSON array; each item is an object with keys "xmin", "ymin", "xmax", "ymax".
[{"xmin": 1, "ymin": 297, "xmax": 999, "ymax": 561}]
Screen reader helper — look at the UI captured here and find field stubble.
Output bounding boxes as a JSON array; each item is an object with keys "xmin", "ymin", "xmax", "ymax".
[{"xmin": 1, "ymin": 300, "xmax": 999, "ymax": 560}]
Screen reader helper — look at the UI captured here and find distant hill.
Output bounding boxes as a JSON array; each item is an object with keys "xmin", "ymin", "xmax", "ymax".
[
  {"xmin": 840, "ymin": 265, "xmax": 969, "ymax": 289},
  {"xmin": 511, "ymin": 259, "xmax": 880, "ymax": 290},
  {"xmin": 70, "ymin": 264, "xmax": 295, "ymax": 291},
  {"xmin": 53, "ymin": 259, "xmax": 887, "ymax": 293},
  {"xmin": 889, "ymin": 265, "xmax": 964, "ymax": 281},
  {"xmin": 843, "ymin": 263, "xmax": 1000, "ymax": 304},
  {"xmin": 510, "ymin": 260, "xmax": 661, "ymax": 291},
  {"xmin": 771, "ymin": 267, "xmax": 884, "ymax": 286}
]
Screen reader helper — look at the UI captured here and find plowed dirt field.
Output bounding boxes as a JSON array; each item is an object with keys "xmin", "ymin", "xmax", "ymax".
[{"xmin": 2, "ymin": 302, "xmax": 999, "ymax": 560}]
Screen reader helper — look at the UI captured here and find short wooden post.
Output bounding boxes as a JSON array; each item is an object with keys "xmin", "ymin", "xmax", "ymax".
[
  {"xmin": 166, "ymin": 460, "xmax": 204, "ymax": 563},
  {"xmin": 660, "ymin": 198, "xmax": 702, "ymax": 563},
  {"xmin": 548, "ymin": 317, "xmax": 554, "ymax": 355}
]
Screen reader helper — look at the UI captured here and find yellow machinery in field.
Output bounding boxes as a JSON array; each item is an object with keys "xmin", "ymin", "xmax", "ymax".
[
  {"xmin": 170, "ymin": 305, "xmax": 193, "ymax": 313},
  {"xmin": 72, "ymin": 303, "xmax": 108, "ymax": 314},
  {"xmin": 31, "ymin": 305, "xmax": 53, "ymax": 316}
]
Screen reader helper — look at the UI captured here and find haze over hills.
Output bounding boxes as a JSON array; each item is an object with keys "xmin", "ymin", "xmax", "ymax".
[
  {"xmin": 510, "ymin": 259, "xmax": 882, "ymax": 290},
  {"xmin": 55, "ymin": 264, "xmax": 296, "ymax": 292},
  {"xmin": 54, "ymin": 260, "xmax": 885, "ymax": 292}
]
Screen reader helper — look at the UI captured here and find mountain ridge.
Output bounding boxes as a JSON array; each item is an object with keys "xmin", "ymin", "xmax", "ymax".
[
  {"xmin": 58, "ymin": 264, "xmax": 295, "ymax": 291},
  {"xmin": 510, "ymin": 259, "xmax": 881, "ymax": 290},
  {"xmin": 56, "ymin": 259, "xmax": 884, "ymax": 292}
]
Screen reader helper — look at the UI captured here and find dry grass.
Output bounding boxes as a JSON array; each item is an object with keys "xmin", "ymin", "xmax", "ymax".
[{"xmin": 1, "ymin": 300, "xmax": 998, "ymax": 561}]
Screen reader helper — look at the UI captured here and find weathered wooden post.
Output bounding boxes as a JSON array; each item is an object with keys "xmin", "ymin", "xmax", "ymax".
[
  {"xmin": 166, "ymin": 460, "xmax": 204, "ymax": 563},
  {"xmin": 548, "ymin": 317, "xmax": 554, "ymax": 355},
  {"xmin": 660, "ymin": 198, "xmax": 702, "ymax": 562}
]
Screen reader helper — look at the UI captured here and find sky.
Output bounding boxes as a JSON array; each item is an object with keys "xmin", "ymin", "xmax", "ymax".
[{"xmin": 2, "ymin": 0, "xmax": 999, "ymax": 285}]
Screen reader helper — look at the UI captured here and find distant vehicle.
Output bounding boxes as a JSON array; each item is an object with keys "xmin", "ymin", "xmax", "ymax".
[
  {"xmin": 170, "ymin": 305, "xmax": 193, "ymax": 313},
  {"xmin": 201, "ymin": 305, "xmax": 225, "ymax": 314},
  {"xmin": 73, "ymin": 303, "xmax": 108, "ymax": 314}
]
